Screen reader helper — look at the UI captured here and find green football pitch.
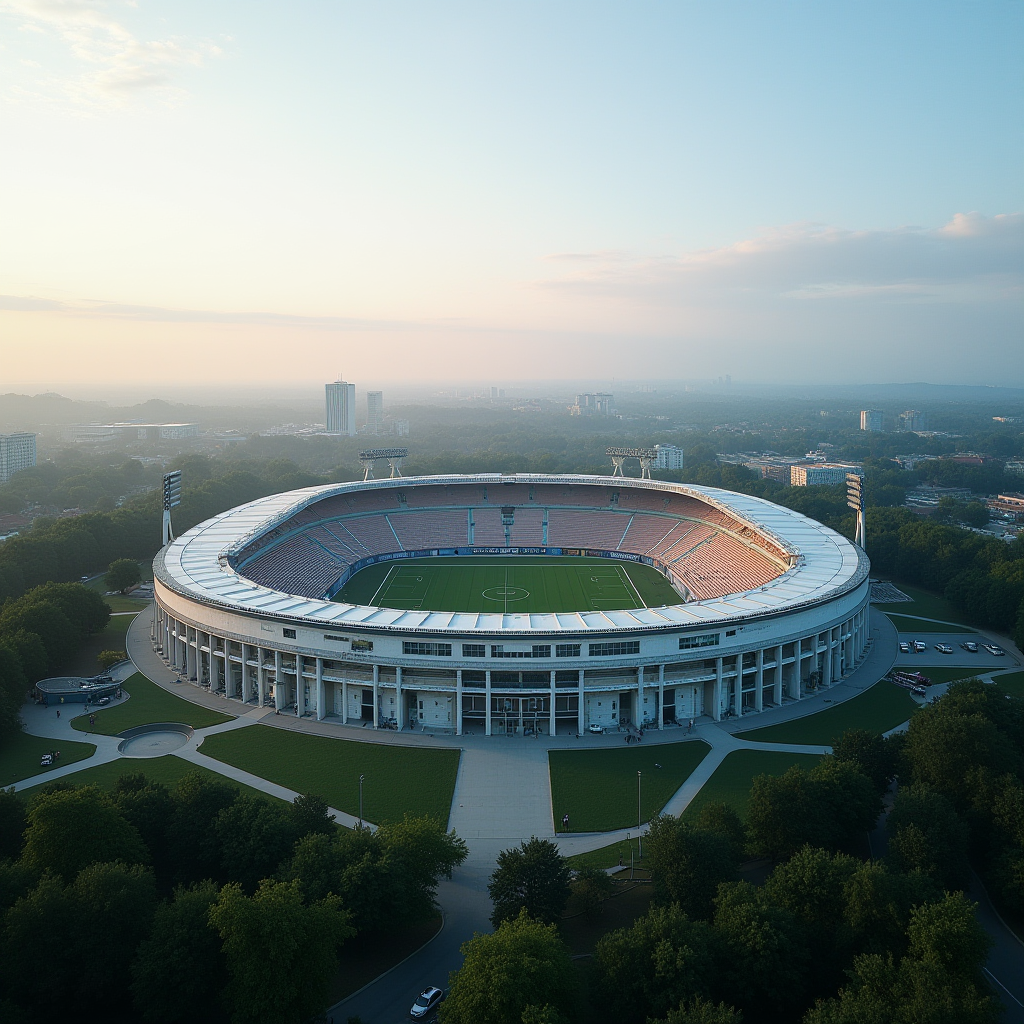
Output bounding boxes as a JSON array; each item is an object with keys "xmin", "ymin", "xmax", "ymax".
[{"xmin": 333, "ymin": 555, "xmax": 684, "ymax": 614}]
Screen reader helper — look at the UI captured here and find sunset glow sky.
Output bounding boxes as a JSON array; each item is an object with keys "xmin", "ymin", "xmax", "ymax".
[{"xmin": 1, "ymin": 1, "xmax": 1021, "ymax": 391}]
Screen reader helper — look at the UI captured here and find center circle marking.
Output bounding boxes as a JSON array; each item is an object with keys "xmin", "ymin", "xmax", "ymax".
[{"xmin": 481, "ymin": 586, "xmax": 530, "ymax": 602}]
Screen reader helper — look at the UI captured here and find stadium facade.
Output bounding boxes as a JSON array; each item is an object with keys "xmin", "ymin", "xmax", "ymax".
[{"xmin": 153, "ymin": 475, "xmax": 870, "ymax": 736}]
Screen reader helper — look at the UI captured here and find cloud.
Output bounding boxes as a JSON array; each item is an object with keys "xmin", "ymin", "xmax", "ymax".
[
  {"xmin": 0, "ymin": 0, "xmax": 220, "ymax": 106},
  {"xmin": 536, "ymin": 213, "xmax": 1023, "ymax": 309}
]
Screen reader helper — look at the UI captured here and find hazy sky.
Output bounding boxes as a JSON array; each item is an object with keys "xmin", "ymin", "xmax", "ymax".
[{"xmin": 1, "ymin": 1, "xmax": 1021, "ymax": 391}]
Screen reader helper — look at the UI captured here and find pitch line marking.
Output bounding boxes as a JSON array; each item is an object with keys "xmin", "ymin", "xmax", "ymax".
[
  {"xmin": 368, "ymin": 563, "xmax": 398, "ymax": 606},
  {"xmin": 618, "ymin": 563, "xmax": 646, "ymax": 609}
]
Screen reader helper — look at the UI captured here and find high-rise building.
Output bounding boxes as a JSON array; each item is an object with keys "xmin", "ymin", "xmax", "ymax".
[
  {"xmin": 325, "ymin": 380, "xmax": 356, "ymax": 436},
  {"xmin": 571, "ymin": 393, "xmax": 614, "ymax": 416},
  {"xmin": 654, "ymin": 444, "xmax": 684, "ymax": 470},
  {"xmin": 860, "ymin": 410, "xmax": 883, "ymax": 432},
  {"xmin": 366, "ymin": 391, "xmax": 384, "ymax": 434},
  {"xmin": 899, "ymin": 410, "xmax": 927, "ymax": 432},
  {"xmin": 0, "ymin": 432, "xmax": 37, "ymax": 483}
]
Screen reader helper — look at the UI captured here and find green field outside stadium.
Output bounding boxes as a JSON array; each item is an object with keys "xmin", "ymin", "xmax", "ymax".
[{"xmin": 333, "ymin": 555, "xmax": 684, "ymax": 613}]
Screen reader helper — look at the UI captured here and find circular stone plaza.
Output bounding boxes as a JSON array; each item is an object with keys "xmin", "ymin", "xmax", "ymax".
[{"xmin": 153, "ymin": 474, "xmax": 870, "ymax": 736}]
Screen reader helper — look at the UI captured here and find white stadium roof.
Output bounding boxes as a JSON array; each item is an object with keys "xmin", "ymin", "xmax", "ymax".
[{"xmin": 155, "ymin": 474, "xmax": 868, "ymax": 636}]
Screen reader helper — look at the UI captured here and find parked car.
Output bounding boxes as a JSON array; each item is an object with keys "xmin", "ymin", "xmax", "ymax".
[
  {"xmin": 899, "ymin": 642, "xmax": 910, "ymax": 653},
  {"xmin": 934, "ymin": 644, "xmax": 954, "ymax": 654},
  {"xmin": 912, "ymin": 640, "xmax": 927, "ymax": 652},
  {"xmin": 588, "ymin": 723, "xmax": 604, "ymax": 734},
  {"xmin": 410, "ymin": 986, "xmax": 445, "ymax": 1019},
  {"xmin": 983, "ymin": 644, "xmax": 1006, "ymax": 656},
  {"xmin": 960, "ymin": 641, "xmax": 979, "ymax": 653},
  {"xmin": 96, "ymin": 696, "xmax": 111, "ymax": 705}
]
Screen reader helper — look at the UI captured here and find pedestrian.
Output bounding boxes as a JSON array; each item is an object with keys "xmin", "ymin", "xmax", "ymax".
[
  {"xmin": 562, "ymin": 813, "xmax": 570, "ymax": 831},
  {"xmin": 56, "ymin": 709, "xmax": 60, "ymax": 719}
]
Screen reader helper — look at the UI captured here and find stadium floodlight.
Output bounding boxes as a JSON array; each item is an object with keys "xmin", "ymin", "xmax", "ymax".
[
  {"xmin": 358, "ymin": 448, "xmax": 409, "ymax": 480},
  {"xmin": 162, "ymin": 470, "xmax": 182, "ymax": 546},
  {"xmin": 606, "ymin": 447, "xmax": 659, "ymax": 478},
  {"xmin": 846, "ymin": 473, "xmax": 865, "ymax": 548}
]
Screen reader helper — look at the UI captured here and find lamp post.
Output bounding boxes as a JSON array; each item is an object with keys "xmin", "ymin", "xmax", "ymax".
[
  {"xmin": 358, "ymin": 774, "xmax": 364, "ymax": 828},
  {"xmin": 637, "ymin": 770, "xmax": 642, "ymax": 859}
]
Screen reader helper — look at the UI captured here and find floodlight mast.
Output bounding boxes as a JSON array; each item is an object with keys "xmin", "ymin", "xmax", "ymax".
[
  {"xmin": 606, "ymin": 447, "xmax": 658, "ymax": 478},
  {"xmin": 162, "ymin": 471, "xmax": 181, "ymax": 546},
  {"xmin": 846, "ymin": 473, "xmax": 866, "ymax": 548},
  {"xmin": 358, "ymin": 448, "xmax": 409, "ymax": 481}
]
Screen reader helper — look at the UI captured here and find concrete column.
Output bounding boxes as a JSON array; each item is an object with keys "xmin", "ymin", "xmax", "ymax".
[
  {"xmin": 397, "ymin": 666, "xmax": 405, "ymax": 729},
  {"xmin": 342, "ymin": 677, "xmax": 348, "ymax": 725},
  {"xmin": 241, "ymin": 643, "xmax": 251, "ymax": 701},
  {"xmin": 186, "ymin": 628, "xmax": 196, "ymax": 681},
  {"xmin": 257, "ymin": 650, "xmax": 266, "ymax": 707},
  {"xmin": 658, "ymin": 664, "xmax": 665, "ymax": 729},
  {"xmin": 485, "ymin": 670, "xmax": 492, "ymax": 736},
  {"xmin": 456, "ymin": 669, "xmax": 463, "ymax": 736},
  {"xmin": 733, "ymin": 657, "xmax": 743, "ymax": 718},
  {"xmin": 755, "ymin": 648, "xmax": 764, "ymax": 712},
  {"xmin": 822, "ymin": 633, "xmax": 832, "ymax": 689},
  {"xmin": 168, "ymin": 619, "xmax": 176, "ymax": 667},
  {"xmin": 577, "ymin": 669, "xmax": 585, "ymax": 734},
  {"xmin": 789, "ymin": 639, "xmax": 802, "ymax": 700},
  {"xmin": 372, "ymin": 665, "xmax": 379, "ymax": 729},
  {"xmin": 713, "ymin": 657, "xmax": 723, "ymax": 722},
  {"xmin": 164, "ymin": 617, "xmax": 171, "ymax": 661},
  {"xmin": 773, "ymin": 644, "xmax": 783, "ymax": 704},
  {"xmin": 316, "ymin": 658, "xmax": 325, "ymax": 721},
  {"xmin": 274, "ymin": 650, "xmax": 284, "ymax": 710},
  {"xmin": 549, "ymin": 671, "xmax": 556, "ymax": 737}
]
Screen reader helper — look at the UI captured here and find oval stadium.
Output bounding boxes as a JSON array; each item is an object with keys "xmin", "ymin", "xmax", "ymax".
[{"xmin": 153, "ymin": 474, "xmax": 870, "ymax": 736}]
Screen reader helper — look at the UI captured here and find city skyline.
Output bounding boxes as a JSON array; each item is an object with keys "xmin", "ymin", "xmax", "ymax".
[{"xmin": 0, "ymin": 2, "xmax": 1021, "ymax": 388}]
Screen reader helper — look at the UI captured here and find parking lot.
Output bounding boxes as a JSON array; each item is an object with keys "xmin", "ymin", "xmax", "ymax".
[{"xmin": 893, "ymin": 632, "xmax": 1016, "ymax": 671}]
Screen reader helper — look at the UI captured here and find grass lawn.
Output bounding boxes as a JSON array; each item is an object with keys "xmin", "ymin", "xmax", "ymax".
[
  {"xmin": 566, "ymin": 838, "xmax": 645, "ymax": 871},
  {"xmin": 886, "ymin": 613, "xmax": 976, "ymax": 634},
  {"xmin": 16, "ymin": 754, "xmax": 272, "ymax": 802},
  {"xmin": 61, "ymin": 615, "xmax": 134, "ymax": 677},
  {"xmin": 71, "ymin": 673, "xmax": 235, "ymax": 735},
  {"xmin": 199, "ymin": 726, "xmax": 461, "ymax": 826},
  {"xmin": 873, "ymin": 581, "xmax": 964, "ymax": 624},
  {"xmin": 994, "ymin": 671, "xmax": 1024, "ymax": 698},
  {"xmin": 682, "ymin": 749, "xmax": 824, "ymax": 822},
  {"xmin": 0, "ymin": 730, "xmax": 97, "ymax": 787},
  {"xmin": 736, "ymin": 682, "xmax": 920, "ymax": 745},
  {"xmin": 549, "ymin": 740, "xmax": 711, "ymax": 833},
  {"xmin": 84, "ymin": 563, "xmax": 153, "ymax": 612},
  {"xmin": 334, "ymin": 555, "xmax": 682, "ymax": 614},
  {"xmin": 560, "ymin": 878, "xmax": 655, "ymax": 955}
]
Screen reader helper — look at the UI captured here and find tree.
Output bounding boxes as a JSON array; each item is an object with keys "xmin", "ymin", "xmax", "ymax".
[
  {"xmin": 656, "ymin": 998, "xmax": 742, "ymax": 1024},
  {"xmin": 167, "ymin": 769, "xmax": 238, "ymax": 885},
  {"xmin": 0, "ymin": 786, "xmax": 27, "ymax": 860},
  {"xmin": 440, "ymin": 910, "xmax": 577, "ymax": 1024},
  {"xmin": 488, "ymin": 837, "xmax": 571, "ymax": 927},
  {"xmin": 886, "ymin": 785, "xmax": 970, "ymax": 891},
  {"xmin": 209, "ymin": 878, "xmax": 354, "ymax": 1024},
  {"xmin": 97, "ymin": 649, "xmax": 128, "ymax": 671},
  {"xmin": 131, "ymin": 881, "xmax": 226, "ymax": 1024},
  {"xmin": 289, "ymin": 792, "xmax": 336, "ymax": 839},
  {"xmin": 594, "ymin": 903, "xmax": 714, "ymax": 1024},
  {"xmin": 644, "ymin": 814, "xmax": 738, "ymax": 919},
  {"xmin": 375, "ymin": 815, "xmax": 468, "ymax": 922},
  {"xmin": 711, "ymin": 881, "xmax": 808, "ymax": 1019},
  {"xmin": 804, "ymin": 894, "xmax": 997, "ymax": 1024},
  {"xmin": 691, "ymin": 802, "xmax": 747, "ymax": 864},
  {"xmin": 21, "ymin": 785, "xmax": 149, "ymax": 879},
  {"xmin": 112, "ymin": 772, "xmax": 176, "ymax": 887},
  {"xmin": 567, "ymin": 865, "xmax": 613, "ymax": 922},
  {"xmin": 106, "ymin": 557, "xmax": 142, "ymax": 593},
  {"xmin": 214, "ymin": 794, "xmax": 299, "ymax": 892},
  {"xmin": 831, "ymin": 729, "xmax": 898, "ymax": 795}
]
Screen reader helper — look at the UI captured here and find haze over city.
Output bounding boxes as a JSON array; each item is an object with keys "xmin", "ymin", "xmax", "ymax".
[{"xmin": 1, "ymin": 1, "xmax": 1021, "ymax": 391}]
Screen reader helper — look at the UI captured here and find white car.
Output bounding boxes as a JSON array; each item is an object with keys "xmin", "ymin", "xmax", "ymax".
[
  {"xmin": 899, "ymin": 642, "xmax": 910, "ymax": 654},
  {"xmin": 983, "ymin": 644, "xmax": 1006, "ymax": 657},
  {"xmin": 588, "ymin": 723, "xmax": 605, "ymax": 734},
  {"xmin": 912, "ymin": 640, "xmax": 927, "ymax": 653},
  {"xmin": 410, "ymin": 986, "xmax": 445, "ymax": 1019},
  {"xmin": 934, "ymin": 644, "xmax": 953, "ymax": 654}
]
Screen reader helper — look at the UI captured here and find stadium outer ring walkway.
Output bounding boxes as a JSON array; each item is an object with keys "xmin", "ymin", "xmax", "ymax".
[{"xmin": 152, "ymin": 474, "xmax": 872, "ymax": 740}]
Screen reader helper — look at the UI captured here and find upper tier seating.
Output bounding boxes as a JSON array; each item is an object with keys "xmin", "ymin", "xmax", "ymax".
[
  {"xmin": 547, "ymin": 509, "xmax": 632, "ymax": 550},
  {"xmin": 389, "ymin": 509, "xmax": 469, "ymax": 549}
]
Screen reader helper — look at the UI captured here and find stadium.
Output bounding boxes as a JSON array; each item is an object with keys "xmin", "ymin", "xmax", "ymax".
[{"xmin": 152, "ymin": 474, "xmax": 871, "ymax": 736}]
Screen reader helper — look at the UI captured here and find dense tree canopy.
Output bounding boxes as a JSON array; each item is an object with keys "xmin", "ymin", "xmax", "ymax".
[{"xmin": 488, "ymin": 836, "xmax": 571, "ymax": 928}]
